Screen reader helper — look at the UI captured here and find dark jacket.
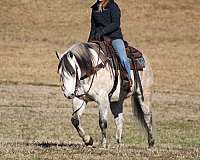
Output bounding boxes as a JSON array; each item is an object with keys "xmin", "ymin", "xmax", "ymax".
[{"xmin": 88, "ymin": 0, "xmax": 123, "ymax": 41}]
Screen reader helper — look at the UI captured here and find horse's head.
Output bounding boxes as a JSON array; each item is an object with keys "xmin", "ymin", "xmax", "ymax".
[
  {"xmin": 56, "ymin": 43, "xmax": 97, "ymax": 99},
  {"xmin": 56, "ymin": 51, "xmax": 77, "ymax": 99}
]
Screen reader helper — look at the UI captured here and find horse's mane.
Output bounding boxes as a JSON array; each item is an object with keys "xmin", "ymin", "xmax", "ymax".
[
  {"xmin": 57, "ymin": 53, "xmax": 75, "ymax": 76},
  {"xmin": 71, "ymin": 43, "xmax": 95, "ymax": 74},
  {"xmin": 58, "ymin": 42, "xmax": 97, "ymax": 78}
]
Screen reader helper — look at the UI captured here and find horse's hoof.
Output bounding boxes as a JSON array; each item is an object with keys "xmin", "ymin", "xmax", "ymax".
[
  {"xmin": 148, "ymin": 146, "xmax": 155, "ymax": 152},
  {"xmin": 117, "ymin": 138, "xmax": 122, "ymax": 144},
  {"xmin": 85, "ymin": 136, "xmax": 93, "ymax": 146},
  {"xmin": 98, "ymin": 143, "xmax": 107, "ymax": 149},
  {"xmin": 148, "ymin": 139, "xmax": 155, "ymax": 151}
]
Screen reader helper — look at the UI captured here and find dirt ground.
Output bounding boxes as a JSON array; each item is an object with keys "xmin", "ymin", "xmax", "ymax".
[
  {"xmin": 0, "ymin": 0, "xmax": 200, "ymax": 159},
  {"xmin": 0, "ymin": 84, "xmax": 199, "ymax": 159}
]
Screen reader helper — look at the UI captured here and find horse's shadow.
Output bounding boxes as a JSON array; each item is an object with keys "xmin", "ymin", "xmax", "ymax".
[{"xmin": 33, "ymin": 141, "xmax": 83, "ymax": 149}]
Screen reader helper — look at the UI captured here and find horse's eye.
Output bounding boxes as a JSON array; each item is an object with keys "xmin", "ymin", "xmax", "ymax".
[{"xmin": 71, "ymin": 70, "xmax": 75, "ymax": 76}]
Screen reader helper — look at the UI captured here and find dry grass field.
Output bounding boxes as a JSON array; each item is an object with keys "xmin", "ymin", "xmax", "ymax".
[{"xmin": 0, "ymin": 0, "xmax": 200, "ymax": 159}]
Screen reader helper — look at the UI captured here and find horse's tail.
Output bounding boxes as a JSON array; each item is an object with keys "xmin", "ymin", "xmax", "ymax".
[
  {"xmin": 131, "ymin": 94, "xmax": 147, "ymax": 135},
  {"xmin": 131, "ymin": 93, "xmax": 148, "ymax": 135},
  {"xmin": 131, "ymin": 55, "xmax": 154, "ymax": 136}
]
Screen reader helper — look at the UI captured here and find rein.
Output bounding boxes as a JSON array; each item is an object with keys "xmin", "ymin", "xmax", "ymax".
[
  {"xmin": 74, "ymin": 46, "xmax": 106, "ymax": 100},
  {"xmin": 71, "ymin": 50, "xmax": 102, "ymax": 116}
]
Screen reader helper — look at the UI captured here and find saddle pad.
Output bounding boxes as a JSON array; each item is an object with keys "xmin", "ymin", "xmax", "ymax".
[{"xmin": 128, "ymin": 57, "xmax": 145, "ymax": 71}]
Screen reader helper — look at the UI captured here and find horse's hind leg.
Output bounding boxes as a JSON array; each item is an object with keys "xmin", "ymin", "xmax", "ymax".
[
  {"xmin": 71, "ymin": 97, "xmax": 93, "ymax": 146},
  {"xmin": 97, "ymin": 94, "xmax": 110, "ymax": 148},
  {"xmin": 110, "ymin": 101, "xmax": 124, "ymax": 144}
]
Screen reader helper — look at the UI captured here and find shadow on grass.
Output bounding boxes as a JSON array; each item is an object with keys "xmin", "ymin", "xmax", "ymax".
[{"xmin": 35, "ymin": 142, "xmax": 82, "ymax": 149}]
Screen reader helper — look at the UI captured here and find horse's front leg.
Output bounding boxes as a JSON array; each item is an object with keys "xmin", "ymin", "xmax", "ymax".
[
  {"xmin": 97, "ymin": 94, "xmax": 109, "ymax": 148},
  {"xmin": 71, "ymin": 97, "xmax": 93, "ymax": 146}
]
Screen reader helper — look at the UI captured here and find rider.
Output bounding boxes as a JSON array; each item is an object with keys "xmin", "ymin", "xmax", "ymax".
[{"xmin": 88, "ymin": 0, "xmax": 132, "ymax": 87}]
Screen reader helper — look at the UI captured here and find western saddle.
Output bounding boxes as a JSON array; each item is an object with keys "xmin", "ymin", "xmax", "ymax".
[
  {"xmin": 88, "ymin": 37, "xmax": 145, "ymax": 97},
  {"xmin": 92, "ymin": 38, "xmax": 145, "ymax": 70}
]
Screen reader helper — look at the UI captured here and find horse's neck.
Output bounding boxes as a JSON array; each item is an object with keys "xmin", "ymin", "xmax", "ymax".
[
  {"xmin": 88, "ymin": 47, "xmax": 102, "ymax": 65},
  {"xmin": 76, "ymin": 47, "xmax": 103, "ymax": 80}
]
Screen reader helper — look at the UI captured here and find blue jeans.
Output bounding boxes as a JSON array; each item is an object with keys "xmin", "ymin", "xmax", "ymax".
[{"xmin": 112, "ymin": 39, "xmax": 131, "ymax": 79}]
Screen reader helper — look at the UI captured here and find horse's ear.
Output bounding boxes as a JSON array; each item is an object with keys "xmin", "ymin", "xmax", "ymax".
[
  {"xmin": 69, "ymin": 51, "xmax": 73, "ymax": 58},
  {"xmin": 55, "ymin": 51, "xmax": 61, "ymax": 60}
]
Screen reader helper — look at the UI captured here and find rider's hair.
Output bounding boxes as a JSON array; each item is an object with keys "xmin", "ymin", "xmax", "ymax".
[{"xmin": 98, "ymin": 0, "xmax": 109, "ymax": 12}]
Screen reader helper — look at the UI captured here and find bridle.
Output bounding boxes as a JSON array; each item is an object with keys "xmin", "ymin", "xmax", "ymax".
[
  {"xmin": 59, "ymin": 45, "xmax": 110, "ymax": 116},
  {"xmin": 60, "ymin": 63, "xmax": 79, "ymax": 99},
  {"xmin": 60, "ymin": 52, "xmax": 107, "ymax": 100}
]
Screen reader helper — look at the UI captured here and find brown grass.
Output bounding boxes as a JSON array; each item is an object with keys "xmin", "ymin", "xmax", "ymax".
[
  {"xmin": 0, "ymin": 0, "xmax": 199, "ymax": 92},
  {"xmin": 0, "ymin": 84, "xmax": 199, "ymax": 159}
]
